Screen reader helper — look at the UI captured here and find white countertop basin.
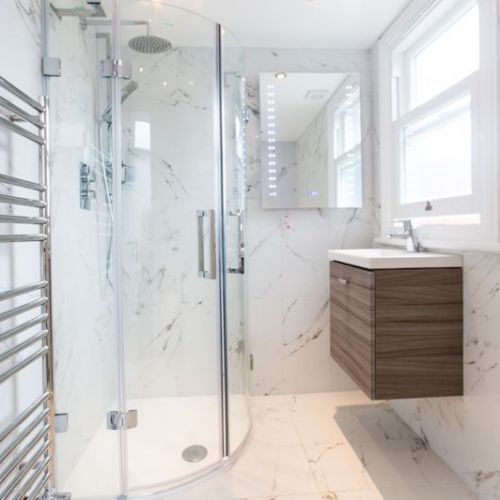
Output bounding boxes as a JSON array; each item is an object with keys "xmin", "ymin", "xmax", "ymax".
[{"xmin": 328, "ymin": 248, "xmax": 462, "ymax": 269}]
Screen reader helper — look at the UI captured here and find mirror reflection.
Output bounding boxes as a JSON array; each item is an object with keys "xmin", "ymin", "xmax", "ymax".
[{"xmin": 260, "ymin": 72, "xmax": 363, "ymax": 209}]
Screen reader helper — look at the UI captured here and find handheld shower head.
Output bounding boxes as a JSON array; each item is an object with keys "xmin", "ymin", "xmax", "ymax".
[{"xmin": 101, "ymin": 80, "xmax": 139, "ymax": 124}]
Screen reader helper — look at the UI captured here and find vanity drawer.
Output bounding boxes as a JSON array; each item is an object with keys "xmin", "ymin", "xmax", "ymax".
[{"xmin": 330, "ymin": 262, "xmax": 375, "ymax": 398}]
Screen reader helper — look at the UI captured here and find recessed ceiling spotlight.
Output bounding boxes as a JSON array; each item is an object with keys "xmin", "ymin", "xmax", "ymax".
[
  {"xmin": 139, "ymin": 66, "xmax": 144, "ymax": 73},
  {"xmin": 274, "ymin": 72, "xmax": 287, "ymax": 80}
]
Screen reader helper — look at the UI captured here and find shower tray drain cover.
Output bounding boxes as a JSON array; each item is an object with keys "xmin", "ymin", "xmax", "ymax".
[{"xmin": 182, "ymin": 444, "xmax": 208, "ymax": 463}]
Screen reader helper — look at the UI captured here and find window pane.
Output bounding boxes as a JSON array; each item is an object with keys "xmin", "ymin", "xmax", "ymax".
[
  {"xmin": 412, "ymin": 4, "xmax": 479, "ymax": 107},
  {"xmin": 402, "ymin": 95, "xmax": 471, "ymax": 204}
]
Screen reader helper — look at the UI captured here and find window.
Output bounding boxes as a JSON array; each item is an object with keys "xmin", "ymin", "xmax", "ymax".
[
  {"xmin": 402, "ymin": 94, "xmax": 471, "ymax": 204},
  {"xmin": 381, "ymin": 0, "xmax": 498, "ymax": 242},
  {"xmin": 330, "ymin": 78, "xmax": 362, "ymax": 208},
  {"xmin": 410, "ymin": 5, "xmax": 479, "ymax": 108}
]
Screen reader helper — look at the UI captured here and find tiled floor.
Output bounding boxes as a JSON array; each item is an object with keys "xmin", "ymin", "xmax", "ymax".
[{"xmin": 163, "ymin": 391, "xmax": 477, "ymax": 500}]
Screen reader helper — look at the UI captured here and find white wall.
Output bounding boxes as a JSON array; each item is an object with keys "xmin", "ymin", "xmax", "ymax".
[{"xmin": 244, "ymin": 48, "xmax": 375, "ymax": 395}]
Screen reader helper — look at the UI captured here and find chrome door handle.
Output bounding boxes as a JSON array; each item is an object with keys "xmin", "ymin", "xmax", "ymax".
[
  {"xmin": 228, "ymin": 210, "xmax": 245, "ymax": 275},
  {"xmin": 197, "ymin": 209, "xmax": 216, "ymax": 279}
]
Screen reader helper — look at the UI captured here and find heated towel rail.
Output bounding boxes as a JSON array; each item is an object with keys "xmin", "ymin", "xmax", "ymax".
[{"xmin": 0, "ymin": 76, "xmax": 53, "ymax": 499}]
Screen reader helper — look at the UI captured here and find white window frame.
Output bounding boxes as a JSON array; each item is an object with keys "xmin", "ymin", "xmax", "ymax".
[{"xmin": 377, "ymin": 0, "xmax": 498, "ymax": 244}]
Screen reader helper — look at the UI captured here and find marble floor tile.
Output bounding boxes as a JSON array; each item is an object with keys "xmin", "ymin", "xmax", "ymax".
[
  {"xmin": 252, "ymin": 406, "xmax": 302, "ymax": 447},
  {"xmin": 304, "ymin": 442, "xmax": 375, "ymax": 492},
  {"xmin": 62, "ymin": 391, "xmax": 476, "ymax": 500},
  {"xmin": 355, "ymin": 438, "xmax": 465, "ymax": 490},
  {"xmin": 293, "ymin": 410, "xmax": 349, "ymax": 445},
  {"xmin": 291, "ymin": 391, "xmax": 374, "ymax": 413},
  {"xmin": 333, "ymin": 403, "xmax": 415, "ymax": 444}
]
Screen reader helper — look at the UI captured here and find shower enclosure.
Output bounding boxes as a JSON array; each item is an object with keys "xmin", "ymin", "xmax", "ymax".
[{"xmin": 45, "ymin": 1, "xmax": 249, "ymax": 498}]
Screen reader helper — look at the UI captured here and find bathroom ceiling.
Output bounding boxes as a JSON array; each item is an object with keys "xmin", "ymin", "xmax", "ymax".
[{"xmin": 157, "ymin": 0, "xmax": 412, "ymax": 49}]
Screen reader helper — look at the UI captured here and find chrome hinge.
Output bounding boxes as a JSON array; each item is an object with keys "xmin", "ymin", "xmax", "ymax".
[
  {"xmin": 107, "ymin": 410, "xmax": 138, "ymax": 430},
  {"xmin": 42, "ymin": 57, "xmax": 62, "ymax": 77},
  {"xmin": 101, "ymin": 59, "xmax": 132, "ymax": 79},
  {"xmin": 55, "ymin": 413, "xmax": 69, "ymax": 433},
  {"xmin": 249, "ymin": 353, "xmax": 254, "ymax": 371}
]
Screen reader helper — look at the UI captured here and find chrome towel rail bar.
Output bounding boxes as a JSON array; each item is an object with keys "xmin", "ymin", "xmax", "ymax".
[
  {"xmin": 0, "ymin": 76, "xmax": 44, "ymax": 112},
  {"xmin": 0, "ymin": 95, "xmax": 44, "ymax": 128},
  {"xmin": 0, "ymin": 297, "xmax": 48, "ymax": 322},
  {"xmin": 0, "ymin": 214, "xmax": 47, "ymax": 225},
  {"xmin": 0, "ymin": 173, "xmax": 46, "ymax": 191},
  {"xmin": 0, "ymin": 428, "xmax": 50, "ymax": 487},
  {"xmin": 0, "ymin": 234, "xmax": 47, "ymax": 243},
  {"xmin": 0, "ymin": 193, "xmax": 46, "ymax": 208},
  {"xmin": 0, "ymin": 346, "xmax": 49, "ymax": 385},
  {"xmin": 0, "ymin": 281, "xmax": 48, "ymax": 301},
  {"xmin": 0, "ymin": 115, "xmax": 44, "ymax": 145},
  {"xmin": 0, "ymin": 409, "xmax": 49, "ymax": 464},
  {"xmin": 0, "ymin": 437, "xmax": 51, "ymax": 498},
  {"xmin": 0, "ymin": 392, "xmax": 49, "ymax": 443},
  {"xmin": 0, "ymin": 330, "xmax": 48, "ymax": 364},
  {"xmin": 0, "ymin": 313, "xmax": 49, "ymax": 343},
  {"xmin": 27, "ymin": 471, "xmax": 51, "ymax": 500},
  {"xmin": 20, "ymin": 458, "xmax": 51, "ymax": 500}
]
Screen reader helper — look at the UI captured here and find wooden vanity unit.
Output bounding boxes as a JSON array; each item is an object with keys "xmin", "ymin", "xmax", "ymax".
[{"xmin": 329, "ymin": 250, "xmax": 463, "ymax": 400}]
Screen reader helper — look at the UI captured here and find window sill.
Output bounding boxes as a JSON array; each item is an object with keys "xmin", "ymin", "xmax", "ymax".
[{"xmin": 374, "ymin": 236, "xmax": 500, "ymax": 255}]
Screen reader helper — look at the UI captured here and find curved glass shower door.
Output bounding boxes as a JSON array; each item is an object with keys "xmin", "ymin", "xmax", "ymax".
[
  {"xmin": 118, "ymin": 2, "xmax": 236, "ymax": 493},
  {"xmin": 48, "ymin": 0, "xmax": 249, "ymax": 497}
]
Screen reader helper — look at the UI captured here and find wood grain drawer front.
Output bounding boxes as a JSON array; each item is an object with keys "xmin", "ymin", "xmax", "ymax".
[
  {"xmin": 374, "ymin": 267, "xmax": 463, "ymax": 399},
  {"xmin": 330, "ymin": 262, "xmax": 375, "ymax": 398}
]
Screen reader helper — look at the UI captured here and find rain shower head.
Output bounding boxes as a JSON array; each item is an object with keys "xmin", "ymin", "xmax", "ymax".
[{"xmin": 128, "ymin": 35, "xmax": 172, "ymax": 54}]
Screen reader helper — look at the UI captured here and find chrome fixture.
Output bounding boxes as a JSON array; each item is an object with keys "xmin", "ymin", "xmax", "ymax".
[
  {"xmin": 80, "ymin": 162, "xmax": 96, "ymax": 210},
  {"xmin": 129, "ymin": 33, "xmax": 172, "ymax": 54},
  {"xmin": 197, "ymin": 209, "xmax": 217, "ymax": 279},
  {"xmin": 107, "ymin": 410, "xmax": 138, "ymax": 430},
  {"xmin": 386, "ymin": 219, "xmax": 423, "ymax": 252},
  {"xmin": 101, "ymin": 80, "xmax": 139, "ymax": 124},
  {"xmin": 228, "ymin": 210, "xmax": 245, "ymax": 274},
  {"xmin": 0, "ymin": 75, "xmax": 53, "ymax": 499},
  {"xmin": 54, "ymin": 414, "xmax": 69, "ymax": 433},
  {"xmin": 182, "ymin": 445, "xmax": 208, "ymax": 463},
  {"xmin": 49, "ymin": 1, "xmax": 106, "ymax": 21}
]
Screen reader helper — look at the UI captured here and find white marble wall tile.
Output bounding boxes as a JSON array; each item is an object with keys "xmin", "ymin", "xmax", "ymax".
[
  {"xmin": 120, "ymin": 47, "xmax": 221, "ymax": 399},
  {"xmin": 244, "ymin": 48, "xmax": 375, "ymax": 395}
]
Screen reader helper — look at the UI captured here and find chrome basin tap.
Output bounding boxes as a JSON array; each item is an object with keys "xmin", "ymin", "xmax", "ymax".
[{"xmin": 386, "ymin": 219, "xmax": 423, "ymax": 253}]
